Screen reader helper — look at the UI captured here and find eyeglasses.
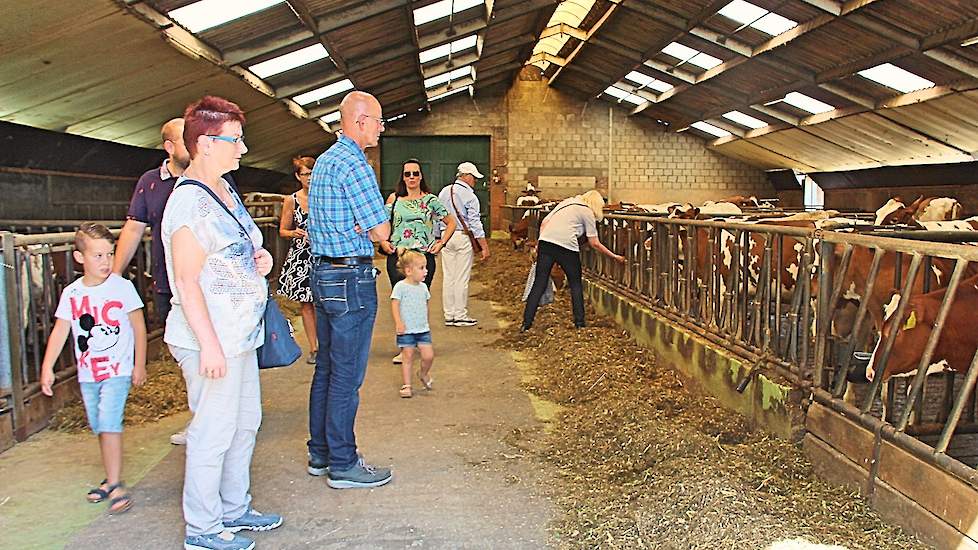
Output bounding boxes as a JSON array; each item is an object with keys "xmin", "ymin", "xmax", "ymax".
[
  {"xmin": 402, "ymin": 171, "xmax": 421, "ymax": 177},
  {"xmin": 360, "ymin": 115, "xmax": 386, "ymax": 127},
  {"xmin": 206, "ymin": 134, "xmax": 245, "ymax": 144}
]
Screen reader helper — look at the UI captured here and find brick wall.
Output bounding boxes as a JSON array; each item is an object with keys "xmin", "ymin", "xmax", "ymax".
[{"xmin": 384, "ymin": 69, "xmax": 771, "ymax": 227}]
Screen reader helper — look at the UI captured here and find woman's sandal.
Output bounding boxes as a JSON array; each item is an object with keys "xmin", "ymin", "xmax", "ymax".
[
  {"xmin": 106, "ymin": 482, "xmax": 133, "ymax": 515},
  {"xmin": 419, "ymin": 373, "xmax": 433, "ymax": 391},
  {"xmin": 87, "ymin": 479, "xmax": 109, "ymax": 503},
  {"xmin": 399, "ymin": 384, "xmax": 413, "ymax": 398}
]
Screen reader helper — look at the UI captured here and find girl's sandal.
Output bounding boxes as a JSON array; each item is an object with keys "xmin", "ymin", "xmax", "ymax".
[
  {"xmin": 419, "ymin": 374, "xmax": 434, "ymax": 391},
  {"xmin": 399, "ymin": 385, "xmax": 413, "ymax": 398},
  {"xmin": 87, "ymin": 479, "xmax": 109, "ymax": 503},
  {"xmin": 106, "ymin": 482, "xmax": 133, "ymax": 515}
]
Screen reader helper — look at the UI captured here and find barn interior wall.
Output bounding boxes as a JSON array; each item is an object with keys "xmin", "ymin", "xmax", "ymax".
[
  {"xmin": 0, "ymin": 122, "xmax": 292, "ymax": 222},
  {"xmin": 383, "ymin": 71, "xmax": 771, "ymax": 218}
]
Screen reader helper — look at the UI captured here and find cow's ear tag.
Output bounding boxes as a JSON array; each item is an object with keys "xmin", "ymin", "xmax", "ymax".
[{"xmin": 903, "ymin": 311, "xmax": 916, "ymax": 330}]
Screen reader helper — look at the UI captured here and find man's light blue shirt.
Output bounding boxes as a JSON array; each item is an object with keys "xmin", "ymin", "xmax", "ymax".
[
  {"xmin": 438, "ymin": 179, "xmax": 485, "ymax": 239},
  {"xmin": 308, "ymin": 135, "xmax": 387, "ymax": 257}
]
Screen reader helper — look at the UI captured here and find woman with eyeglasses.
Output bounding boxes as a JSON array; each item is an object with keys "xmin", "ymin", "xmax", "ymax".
[
  {"xmin": 277, "ymin": 156, "xmax": 318, "ymax": 364},
  {"xmin": 380, "ymin": 159, "xmax": 456, "ymax": 362},
  {"xmin": 162, "ymin": 95, "xmax": 282, "ymax": 550}
]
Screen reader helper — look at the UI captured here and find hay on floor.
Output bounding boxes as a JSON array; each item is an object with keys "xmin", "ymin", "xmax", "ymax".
[{"xmin": 474, "ymin": 242, "xmax": 930, "ymax": 550}]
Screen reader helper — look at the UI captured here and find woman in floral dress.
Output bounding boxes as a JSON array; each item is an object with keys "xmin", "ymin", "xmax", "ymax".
[
  {"xmin": 278, "ymin": 156, "xmax": 317, "ymax": 364},
  {"xmin": 380, "ymin": 158, "xmax": 457, "ymax": 289},
  {"xmin": 381, "ymin": 159, "xmax": 456, "ymax": 364}
]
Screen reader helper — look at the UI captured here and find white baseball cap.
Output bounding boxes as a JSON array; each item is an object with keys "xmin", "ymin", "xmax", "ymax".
[{"xmin": 457, "ymin": 162, "xmax": 484, "ymax": 179}]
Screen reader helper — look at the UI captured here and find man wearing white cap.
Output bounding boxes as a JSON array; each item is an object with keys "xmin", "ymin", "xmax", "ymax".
[{"xmin": 437, "ymin": 161, "xmax": 490, "ymax": 326}]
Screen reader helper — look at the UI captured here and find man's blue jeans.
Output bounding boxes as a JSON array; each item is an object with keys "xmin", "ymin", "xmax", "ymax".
[{"xmin": 308, "ymin": 263, "xmax": 378, "ymax": 470}]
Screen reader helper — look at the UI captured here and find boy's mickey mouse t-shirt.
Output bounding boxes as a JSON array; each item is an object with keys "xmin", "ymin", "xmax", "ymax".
[{"xmin": 55, "ymin": 274, "xmax": 144, "ymax": 383}]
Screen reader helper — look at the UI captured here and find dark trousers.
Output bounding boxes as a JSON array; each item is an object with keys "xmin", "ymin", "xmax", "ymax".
[
  {"xmin": 386, "ymin": 250, "xmax": 437, "ymax": 289},
  {"xmin": 522, "ymin": 240, "xmax": 585, "ymax": 329},
  {"xmin": 308, "ymin": 263, "xmax": 378, "ymax": 470},
  {"xmin": 154, "ymin": 291, "xmax": 172, "ymax": 326}
]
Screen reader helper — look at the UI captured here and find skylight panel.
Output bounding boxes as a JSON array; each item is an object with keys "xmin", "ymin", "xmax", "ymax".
[
  {"xmin": 718, "ymin": 0, "xmax": 767, "ymax": 25},
  {"xmin": 858, "ymin": 63, "xmax": 935, "ymax": 93},
  {"xmin": 752, "ymin": 13, "xmax": 797, "ymax": 36},
  {"xmin": 723, "ymin": 111, "xmax": 767, "ymax": 129},
  {"xmin": 424, "ymin": 65, "xmax": 473, "ymax": 89},
  {"xmin": 169, "ymin": 0, "xmax": 284, "ymax": 33},
  {"xmin": 413, "ymin": 0, "xmax": 483, "ymax": 26},
  {"xmin": 661, "ymin": 42, "xmax": 722, "ymax": 70},
  {"xmin": 691, "ymin": 121, "xmax": 732, "ymax": 138},
  {"xmin": 782, "ymin": 92, "xmax": 834, "ymax": 114},
  {"xmin": 419, "ymin": 35, "xmax": 478, "ymax": 64},
  {"xmin": 718, "ymin": 0, "xmax": 796, "ymax": 36},
  {"xmin": 249, "ymin": 44, "xmax": 329, "ymax": 78},
  {"xmin": 603, "ymin": 86, "xmax": 644, "ymax": 105},
  {"xmin": 624, "ymin": 71, "xmax": 674, "ymax": 93},
  {"xmin": 648, "ymin": 80, "xmax": 674, "ymax": 93},
  {"xmin": 320, "ymin": 111, "xmax": 341, "ymax": 124},
  {"xmin": 293, "ymin": 79, "xmax": 354, "ymax": 105},
  {"xmin": 625, "ymin": 71, "xmax": 655, "ymax": 87},
  {"xmin": 429, "ymin": 86, "xmax": 472, "ymax": 102}
]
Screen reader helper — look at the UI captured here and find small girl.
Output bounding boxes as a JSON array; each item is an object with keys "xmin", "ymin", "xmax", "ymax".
[{"xmin": 390, "ymin": 250, "xmax": 434, "ymax": 398}]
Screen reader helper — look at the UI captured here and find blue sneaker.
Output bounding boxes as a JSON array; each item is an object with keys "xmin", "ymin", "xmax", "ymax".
[
  {"xmin": 224, "ymin": 509, "xmax": 284, "ymax": 533},
  {"xmin": 326, "ymin": 457, "xmax": 392, "ymax": 489},
  {"xmin": 307, "ymin": 456, "xmax": 328, "ymax": 477},
  {"xmin": 184, "ymin": 530, "xmax": 254, "ymax": 550}
]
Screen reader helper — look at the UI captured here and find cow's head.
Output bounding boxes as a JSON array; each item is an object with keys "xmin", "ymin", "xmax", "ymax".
[
  {"xmin": 875, "ymin": 196, "xmax": 924, "ymax": 227},
  {"xmin": 866, "ymin": 295, "xmax": 929, "ymax": 381}
]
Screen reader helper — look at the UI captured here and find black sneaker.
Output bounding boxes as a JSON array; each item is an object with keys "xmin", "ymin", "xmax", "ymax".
[
  {"xmin": 326, "ymin": 457, "xmax": 392, "ymax": 489},
  {"xmin": 307, "ymin": 456, "xmax": 328, "ymax": 477},
  {"xmin": 454, "ymin": 317, "xmax": 477, "ymax": 326}
]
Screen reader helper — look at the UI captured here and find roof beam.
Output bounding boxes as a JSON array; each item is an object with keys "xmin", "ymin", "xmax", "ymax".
[
  {"xmin": 275, "ymin": 70, "xmax": 345, "ymax": 98},
  {"xmin": 418, "ymin": 17, "xmax": 488, "ymax": 51},
  {"xmin": 526, "ymin": 52, "xmax": 565, "ymax": 67},
  {"xmin": 422, "ymin": 51, "xmax": 481, "ymax": 78},
  {"xmin": 223, "ymin": 29, "xmax": 315, "ymax": 66},
  {"xmin": 549, "ymin": 1, "xmax": 623, "ymax": 84},
  {"xmin": 316, "ymin": 0, "xmax": 410, "ymax": 34},
  {"xmin": 289, "ymin": 0, "xmax": 349, "ymax": 73},
  {"xmin": 480, "ymin": 33, "xmax": 537, "ymax": 57}
]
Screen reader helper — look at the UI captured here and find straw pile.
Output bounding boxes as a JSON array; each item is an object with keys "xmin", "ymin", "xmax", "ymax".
[{"xmin": 473, "ymin": 243, "xmax": 930, "ymax": 550}]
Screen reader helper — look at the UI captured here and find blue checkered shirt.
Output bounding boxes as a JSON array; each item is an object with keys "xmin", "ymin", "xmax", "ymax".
[{"xmin": 308, "ymin": 136, "xmax": 387, "ymax": 257}]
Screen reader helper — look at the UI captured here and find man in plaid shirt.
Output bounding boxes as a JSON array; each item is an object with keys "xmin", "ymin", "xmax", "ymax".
[{"xmin": 306, "ymin": 91, "xmax": 392, "ymax": 489}]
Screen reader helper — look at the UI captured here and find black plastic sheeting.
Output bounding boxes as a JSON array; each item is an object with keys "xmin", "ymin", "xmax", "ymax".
[
  {"xmin": 807, "ymin": 162, "xmax": 978, "ymax": 190},
  {"xmin": 0, "ymin": 120, "xmax": 288, "ymax": 190}
]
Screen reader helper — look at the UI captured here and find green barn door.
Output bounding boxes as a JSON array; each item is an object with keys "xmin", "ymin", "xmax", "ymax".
[{"xmin": 380, "ymin": 136, "xmax": 491, "ymax": 231}]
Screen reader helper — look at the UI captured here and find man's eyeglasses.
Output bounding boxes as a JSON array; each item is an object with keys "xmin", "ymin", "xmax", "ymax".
[
  {"xmin": 360, "ymin": 115, "xmax": 386, "ymax": 127},
  {"xmin": 403, "ymin": 171, "xmax": 421, "ymax": 177},
  {"xmin": 206, "ymin": 135, "xmax": 245, "ymax": 144}
]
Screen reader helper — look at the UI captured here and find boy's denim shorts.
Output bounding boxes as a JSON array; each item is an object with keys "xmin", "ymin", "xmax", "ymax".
[
  {"xmin": 396, "ymin": 331, "xmax": 432, "ymax": 348},
  {"xmin": 80, "ymin": 376, "xmax": 132, "ymax": 434}
]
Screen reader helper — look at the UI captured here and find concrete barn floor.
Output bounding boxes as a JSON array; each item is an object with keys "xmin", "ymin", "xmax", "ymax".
[{"xmin": 0, "ymin": 258, "xmax": 554, "ymax": 549}]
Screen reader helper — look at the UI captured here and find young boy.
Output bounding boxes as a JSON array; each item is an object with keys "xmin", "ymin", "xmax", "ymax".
[
  {"xmin": 391, "ymin": 250, "xmax": 435, "ymax": 398},
  {"xmin": 40, "ymin": 222, "xmax": 147, "ymax": 514}
]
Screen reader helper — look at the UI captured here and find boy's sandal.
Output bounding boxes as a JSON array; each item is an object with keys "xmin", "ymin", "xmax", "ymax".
[
  {"xmin": 87, "ymin": 479, "xmax": 109, "ymax": 503},
  {"xmin": 419, "ymin": 374, "xmax": 434, "ymax": 391},
  {"xmin": 399, "ymin": 385, "xmax": 413, "ymax": 398},
  {"xmin": 106, "ymin": 482, "xmax": 133, "ymax": 515}
]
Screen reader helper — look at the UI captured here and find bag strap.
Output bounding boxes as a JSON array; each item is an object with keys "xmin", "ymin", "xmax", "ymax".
[
  {"xmin": 177, "ymin": 179, "xmax": 251, "ymax": 239},
  {"xmin": 449, "ymin": 182, "xmax": 475, "ymax": 237}
]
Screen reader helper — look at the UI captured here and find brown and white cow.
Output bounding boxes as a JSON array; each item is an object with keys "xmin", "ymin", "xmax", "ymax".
[
  {"xmin": 862, "ymin": 273, "xmax": 978, "ymax": 382},
  {"xmin": 874, "ymin": 196, "xmax": 964, "ymax": 226}
]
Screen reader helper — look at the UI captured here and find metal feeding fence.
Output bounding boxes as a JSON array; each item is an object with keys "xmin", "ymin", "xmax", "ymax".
[
  {"xmin": 0, "ymin": 203, "xmax": 284, "ymax": 447},
  {"xmin": 518, "ymin": 205, "xmax": 978, "ymax": 490}
]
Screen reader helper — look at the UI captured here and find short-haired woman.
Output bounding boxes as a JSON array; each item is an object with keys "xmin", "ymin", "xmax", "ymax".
[
  {"xmin": 162, "ymin": 95, "xmax": 283, "ymax": 550},
  {"xmin": 278, "ymin": 156, "xmax": 317, "ymax": 364}
]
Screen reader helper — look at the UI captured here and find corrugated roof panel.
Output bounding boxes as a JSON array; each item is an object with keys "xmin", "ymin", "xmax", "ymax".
[
  {"xmin": 197, "ymin": 3, "xmax": 302, "ymax": 51},
  {"xmin": 750, "ymin": 129, "xmax": 881, "ymax": 171},
  {"xmin": 881, "ymin": 91, "xmax": 978, "ymax": 152},
  {"xmin": 803, "ymin": 114, "xmax": 968, "ymax": 164},
  {"xmin": 711, "ymin": 139, "xmax": 817, "ymax": 171}
]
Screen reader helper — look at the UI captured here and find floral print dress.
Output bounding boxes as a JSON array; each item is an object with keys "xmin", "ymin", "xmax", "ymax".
[{"xmin": 388, "ymin": 193, "xmax": 450, "ymax": 251}]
